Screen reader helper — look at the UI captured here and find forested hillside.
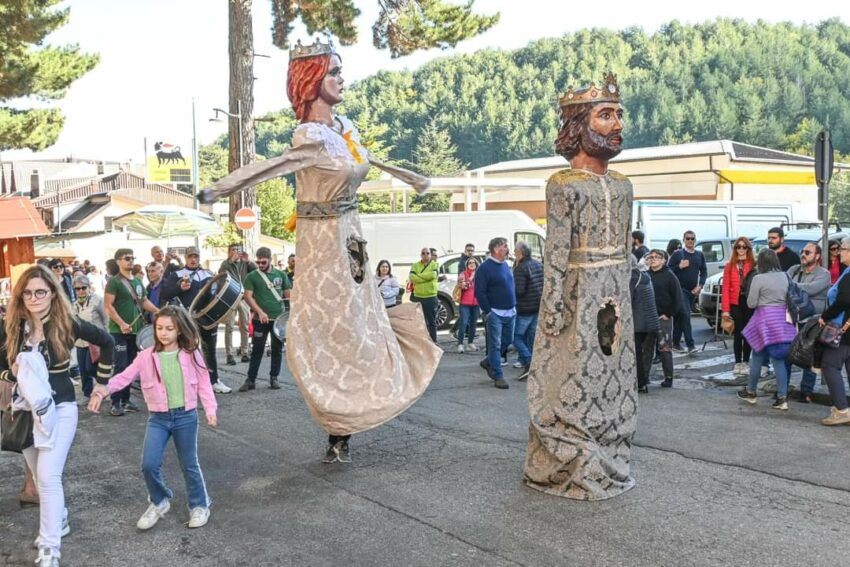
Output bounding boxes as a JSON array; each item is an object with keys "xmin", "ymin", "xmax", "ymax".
[{"xmin": 202, "ymin": 18, "xmax": 850, "ymax": 229}]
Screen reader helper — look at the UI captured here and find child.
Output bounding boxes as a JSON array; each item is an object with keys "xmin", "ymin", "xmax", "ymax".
[{"xmin": 89, "ymin": 306, "xmax": 218, "ymax": 530}]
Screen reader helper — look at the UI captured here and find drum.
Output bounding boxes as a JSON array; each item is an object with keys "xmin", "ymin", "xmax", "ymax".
[
  {"xmin": 272, "ymin": 311, "xmax": 289, "ymax": 340},
  {"xmin": 189, "ymin": 273, "xmax": 244, "ymax": 331},
  {"xmin": 136, "ymin": 325, "xmax": 155, "ymax": 350}
]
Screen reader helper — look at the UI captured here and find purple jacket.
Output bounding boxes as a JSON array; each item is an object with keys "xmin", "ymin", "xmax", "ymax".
[
  {"xmin": 107, "ymin": 347, "xmax": 217, "ymax": 416},
  {"xmin": 741, "ymin": 304, "xmax": 796, "ymax": 352}
]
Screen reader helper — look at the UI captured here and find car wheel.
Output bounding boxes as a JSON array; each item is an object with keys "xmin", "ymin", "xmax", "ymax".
[{"xmin": 436, "ymin": 296, "xmax": 454, "ymax": 331}]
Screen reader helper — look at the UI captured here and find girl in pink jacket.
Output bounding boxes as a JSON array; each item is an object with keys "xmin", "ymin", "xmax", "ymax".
[{"xmin": 89, "ymin": 306, "xmax": 218, "ymax": 531}]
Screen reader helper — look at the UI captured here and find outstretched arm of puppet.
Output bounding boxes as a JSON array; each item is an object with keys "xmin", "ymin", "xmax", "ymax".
[
  {"xmin": 540, "ymin": 180, "xmax": 572, "ymax": 336},
  {"xmin": 197, "ymin": 142, "xmax": 322, "ymax": 204},
  {"xmin": 368, "ymin": 158, "xmax": 431, "ymax": 195}
]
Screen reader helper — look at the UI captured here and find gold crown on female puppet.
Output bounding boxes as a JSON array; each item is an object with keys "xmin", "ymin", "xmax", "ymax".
[
  {"xmin": 289, "ymin": 37, "xmax": 337, "ymax": 60},
  {"xmin": 559, "ymin": 72, "xmax": 621, "ymax": 109}
]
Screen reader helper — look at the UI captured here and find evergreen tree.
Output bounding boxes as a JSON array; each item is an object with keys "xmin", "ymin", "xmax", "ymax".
[
  {"xmin": 270, "ymin": 0, "xmax": 499, "ymax": 57},
  {"xmin": 407, "ymin": 123, "xmax": 464, "ymax": 212},
  {"xmin": 0, "ymin": 0, "xmax": 99, "ymax": 151}
]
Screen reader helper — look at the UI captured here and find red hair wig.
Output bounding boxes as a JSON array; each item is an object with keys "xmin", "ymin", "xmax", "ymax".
[{"xmin": 287, "ymin": 54, "xmax": 331, "ymax": 122}]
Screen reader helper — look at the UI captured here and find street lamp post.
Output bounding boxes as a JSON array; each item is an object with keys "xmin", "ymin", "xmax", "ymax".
[{"xmin": 210, "ymin": 100, "xmax": 243, "ymax": 168}]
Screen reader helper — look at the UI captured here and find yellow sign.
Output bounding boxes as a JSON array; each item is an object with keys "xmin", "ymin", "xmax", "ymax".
[
  {"xmin": 717, "ymin": 169, "xmax": 816, "ymax": 185},
  {"xmin": 145, "ymin": 141, "xmax": 193, "ymax": 184}
]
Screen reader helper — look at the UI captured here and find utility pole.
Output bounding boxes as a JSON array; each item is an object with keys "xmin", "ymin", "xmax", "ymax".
[
  {"xmin": 228, "ymin": 0, "xmax": 256, "ymax": 221},
  {"xmin": 815, "ymin": 130, "xmax": 834, "ymax": 268}
]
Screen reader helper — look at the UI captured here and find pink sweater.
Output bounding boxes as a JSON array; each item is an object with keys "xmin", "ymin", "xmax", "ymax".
[{"xmin": 107, "ymin": 347, "xmax": 217, "ymax": 416}]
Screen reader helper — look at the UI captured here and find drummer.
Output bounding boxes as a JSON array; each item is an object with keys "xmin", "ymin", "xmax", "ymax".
[
  {"xmin": 104, "ymin": 248, "xmax": 159, "ymax": 416},
  {"xmin": 161, "ymin": 246, "xmax": 233, "ymax": 394},
  {"xmin": 239, "ymin": 246, "xmax": 292, "ymax": 392}
]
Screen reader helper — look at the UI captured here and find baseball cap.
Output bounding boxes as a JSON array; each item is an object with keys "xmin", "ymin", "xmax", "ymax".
[{"xmin": 186, "ymin": 246, "xmax": 201, "ymax": 257}]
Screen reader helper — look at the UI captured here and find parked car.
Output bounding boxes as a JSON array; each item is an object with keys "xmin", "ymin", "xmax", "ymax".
[
  {"xmin": 432, "ymin": 251, "xmax": 514, "ymax": 330},
  {"xmin": 698, "ymin": 228, "xmax": 849, "ymax": 327}
]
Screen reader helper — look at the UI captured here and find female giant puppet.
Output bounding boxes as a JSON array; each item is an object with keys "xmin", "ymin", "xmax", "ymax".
[
  {"xmin": 523, "ymin": 73, "xmax": 637, "ymax": 500},
  {"xmin": 200, "ymin": 39, "xmax": 442, "ymax": 462}
]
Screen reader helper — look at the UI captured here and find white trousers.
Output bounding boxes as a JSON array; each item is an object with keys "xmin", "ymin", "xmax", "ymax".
[{"xmin": 22, "ymin": 402, "xmax": 77, "ymax": 556}]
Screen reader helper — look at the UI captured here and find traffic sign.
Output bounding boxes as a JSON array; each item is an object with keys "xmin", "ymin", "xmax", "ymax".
[
  {"xmin": 234, "ymin": 207, "xmax": 257, "ymax": 230},
  {"xmin": 814, "ymin": 131, "xmax": 834, "ymax": 185}
]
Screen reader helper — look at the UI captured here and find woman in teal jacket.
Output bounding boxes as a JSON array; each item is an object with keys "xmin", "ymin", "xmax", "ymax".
[{"xmin": 409, "ymin": 248, "xmax": 439, "ymax": 341}]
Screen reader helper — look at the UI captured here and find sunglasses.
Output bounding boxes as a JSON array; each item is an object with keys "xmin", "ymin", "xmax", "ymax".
[
  {"xmin": 684, "ymin": 237, "xmax": 695, "ymax": 241},
  {"xmin": 121, "ymin": 256, "xmax": 135, "ymax": 261},
  {"xmin": 74, "ymin": 286, "xmax": 89, "ymax": 291},
  {"xmin": 23, "ymin": 289, "xmax": 50, "ymax": 300},
  {"xmin": 735, "ymin": 245, "xmax": 749, "ymax": 250},
  {"xmin": 801, "ymin": 250, "xmax": 814, "ymax": 256}
]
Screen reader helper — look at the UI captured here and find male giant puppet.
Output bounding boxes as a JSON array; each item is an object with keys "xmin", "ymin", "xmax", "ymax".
[{"xmin": 523, "ymin": 73, "xmax": 637, "ymax": 500}]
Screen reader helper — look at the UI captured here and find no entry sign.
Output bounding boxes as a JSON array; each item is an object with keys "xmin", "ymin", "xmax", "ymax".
[{"xmin": 234, "ymin": 207, "xmax": 257, "ymax": 230}]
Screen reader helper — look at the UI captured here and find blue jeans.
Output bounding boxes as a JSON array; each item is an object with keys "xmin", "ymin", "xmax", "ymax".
[
  {"xmin": 76, "ymin": 346, "xmax": 96, "ymax": 397},
  {"xmin": 457, "ymin": 304, "xmax": 480, "ymax": 345},
  {"xmin": 513, "ymin": 313, "xmax": 538, "ymax": 366},
  {"xmin": 142, "ymin": 408, "xmax": 209, "ymax": 509},
  {"xmin": 785, "ymin": 360, "xmax": 817, "ymax": 396},
  {"xmin": 484, "ymin": 312, "xmax": 515, "ymax": 380},
  {"xmin": 748, "ymin": 349, "xmax": 789, "ymax": 398}
]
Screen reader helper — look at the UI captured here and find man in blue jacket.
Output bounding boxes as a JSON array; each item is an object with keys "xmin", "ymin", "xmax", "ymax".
[
  {"xmin": 475, "ymin": 237, "xmax": 515, "ymax": 389},
  {"xmin": 667, "ymin": 230, "xmax": 707, "ymax": 355}
]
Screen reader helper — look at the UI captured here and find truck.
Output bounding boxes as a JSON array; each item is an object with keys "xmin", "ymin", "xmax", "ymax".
[
  {"xmin": 632, "ymin": 200, "xmax": 799, "ymax": 252},
  {"xmin": 358, "ymin": 210, "xmax": 546, "ymax": 270}
]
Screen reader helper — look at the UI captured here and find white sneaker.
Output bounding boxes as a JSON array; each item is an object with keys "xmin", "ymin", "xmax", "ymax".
[
  {"xmin": 188, "ymin": 506, "xmax": 210, "ymax": 528},
  {"xmin": 137, "ymin": 500, "xmax": 170, "ymax": 530},
  {"xmin": 456, "ymin": 344, "xmax": 464, "ymax": 354},
  {"xmin": 512, "ymin": 361, "xmax": 524, "ymax": 368},
  {"xmin": 35, "ymin": 548, "xmax": 59, "ymax": 567},
  {"xmin": 212, "ymin": 381, "xmax": 232, "ymax": 394},
  {"xmin": 466, "ymin": 343, "xmax": 479, "ymax": 352}
]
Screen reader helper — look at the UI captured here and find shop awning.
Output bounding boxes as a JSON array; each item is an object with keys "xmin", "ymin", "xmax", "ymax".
[
  {"xmin": 717, "ymin": 170, "xmax": 816, "ymax": 185},
  {"xmin": 0, "ymin": 197, "xmax": 51, "ymax": 239}
]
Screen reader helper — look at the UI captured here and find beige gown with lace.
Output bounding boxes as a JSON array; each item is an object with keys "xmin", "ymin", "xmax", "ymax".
[{"xmin": 204, "ymin": 117, "xmax": 442, "ymax": 435}]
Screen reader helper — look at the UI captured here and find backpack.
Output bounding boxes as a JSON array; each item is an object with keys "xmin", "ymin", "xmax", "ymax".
[
  {"xmin": 785, "ymin": 273, "xmax": 815, "ymax": 324},
  {"xmin": 788, "ymin": 318, "xmax": 821, "ymax": 368}
]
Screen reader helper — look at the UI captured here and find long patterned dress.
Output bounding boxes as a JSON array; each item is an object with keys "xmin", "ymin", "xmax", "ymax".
[
  {"xmin": 203, "ymin": 117, "xmax": 442, "ymax": 435},
  {"xmin": 524, "ymin": 169, "xmax": 637, "ymax": 501}
]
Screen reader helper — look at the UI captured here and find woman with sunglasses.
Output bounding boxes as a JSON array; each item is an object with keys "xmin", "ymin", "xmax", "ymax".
[
  {"xmin": 721, "ymin": 237, "xmax": 756, "ymax": 376},
  {"xmin": 72, "ymin": 275, "xmax": 108, "ymax": 403},
  {"xmin": 828, "ymin": 239, "xmax": 843, "ymax": 284},
  {"xmin": 0, "ymin": 265, "xmax": 114, "ymax": 566}
]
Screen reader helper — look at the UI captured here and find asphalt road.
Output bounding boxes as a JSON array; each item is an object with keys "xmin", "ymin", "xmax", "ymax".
[{"xmin": 1, "ymin": 316, "xmax": 848, "ymax": 566}]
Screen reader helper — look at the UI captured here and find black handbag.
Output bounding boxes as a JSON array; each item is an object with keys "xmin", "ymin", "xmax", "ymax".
[
  {"xmin": 789, "ymin": 318, "xmax": 822, "ymax": 368},
  {"xmin": 1, "ymin": 409, "xmax": 34, "ymax": 453}
]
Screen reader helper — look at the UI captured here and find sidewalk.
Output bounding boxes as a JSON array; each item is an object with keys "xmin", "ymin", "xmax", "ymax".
[{"xmin": 1, "ymin": 331, "xmax": 848, "ymax": 566}]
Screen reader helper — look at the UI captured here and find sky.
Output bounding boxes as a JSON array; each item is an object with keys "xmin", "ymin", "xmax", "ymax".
[{"xmin": 3, "ymin": 0, "xmax": 848, "ymax": 164}]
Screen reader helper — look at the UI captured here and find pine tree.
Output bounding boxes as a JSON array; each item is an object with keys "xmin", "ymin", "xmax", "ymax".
[
  {"xmin": 270, "ymin": 0, "xmax": 499, "ymax": 57},
  {"xmin": 407, "ymin": 124, "xmax": 464, "ymax": 212},
  {"xmin": 0, "ymin": 1, "xmax": 99, "ymax": 151}
]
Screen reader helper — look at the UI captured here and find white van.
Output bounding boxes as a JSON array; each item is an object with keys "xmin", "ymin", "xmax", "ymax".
[
  {"xmin": 359, "ymin": 210, "xmax": 545, "ymax": 269},
  {"xmin": 633, "ymin": 200, "xmax": 798, "ymax": 251}
]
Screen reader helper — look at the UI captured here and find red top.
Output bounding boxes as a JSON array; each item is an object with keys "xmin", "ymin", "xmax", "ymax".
[
  {"xmin": 830, "ymin": 257, "xmax": 842, "ymax": 284},
  {"xmin": 721, "ymin": 258, "xmax": 754, "ymax": 313},
  {"xmin": 458, "ymin": 269, "xmax": 478, "ymax": 306}
]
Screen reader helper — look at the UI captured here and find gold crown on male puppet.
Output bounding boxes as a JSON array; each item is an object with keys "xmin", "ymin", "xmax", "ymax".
[
  {"xmin": 289, "ymin": 37, "xmax": 337, "ymax": 60},
  {"xmin": 559, "ymin": 72, "xmax": 621, "ymax": 110}
]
